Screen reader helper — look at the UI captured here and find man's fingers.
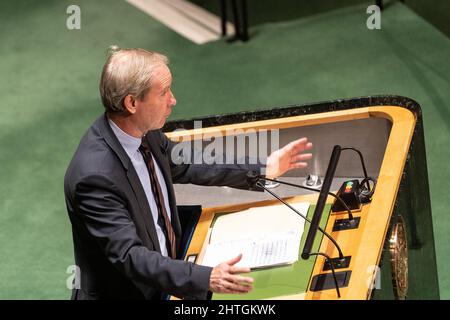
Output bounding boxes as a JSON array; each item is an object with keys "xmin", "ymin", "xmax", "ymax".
[
  {"xmin": 223, "ymin": 281, "xmax": 253, "ymax": 293},
  {"xmin": 211, "ymin": 277, "xmax": 253, "ymax": 294},
  {"xmin": 226, "ymin": 253, "xmax": 243, "ymax": 266},
  {"xmin": 225, "ymin": 274, "xmax": 254, "ymax": 285},
  {"xmin": 291, "ymin": 137, "xmax": 308, "ymax": 146},
  {"xmin": 229, "ymin": 265, "xmax": 252, "ymax": 274},
  {"xmin": 291, "ymin": 162, "xmax": 308, "ymax": 169},
  {"xmin": 291, "ymin": 153, "xmax": 312, "ymax": 163},
  {"xmin": 211, "ymin": 258, "xmax": 254, "ymax": 294},
  {"xmin": 286, "ymin": 138, "xmax": 307, "ymax": 153},
  {"xmin": 292, "ymin": 141, "xmax": 313, "ymax": 154},
  {"xmin": 287, "ymin": 139, "xmax": 313, "ymax": 156}
]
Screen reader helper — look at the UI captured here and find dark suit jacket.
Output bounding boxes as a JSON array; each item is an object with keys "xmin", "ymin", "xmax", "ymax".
[{"xmin": 64, "ymin": 114, "xmax": 263, "ymax": 300}]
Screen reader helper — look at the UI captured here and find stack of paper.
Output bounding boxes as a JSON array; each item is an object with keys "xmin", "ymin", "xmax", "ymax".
[{"xmin": 200, "ymin": 202, "xmax": 310, "ymax": 269}]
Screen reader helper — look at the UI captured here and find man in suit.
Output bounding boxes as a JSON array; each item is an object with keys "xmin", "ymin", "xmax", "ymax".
[{"xmin": 64, "ymin": 47, "xmax": 313, "ymax": 300}]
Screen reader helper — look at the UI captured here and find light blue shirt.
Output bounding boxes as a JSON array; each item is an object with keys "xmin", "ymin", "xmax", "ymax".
[{"xmin": 108, "ymin": 118, "xmax": 171, "ymax": 257}]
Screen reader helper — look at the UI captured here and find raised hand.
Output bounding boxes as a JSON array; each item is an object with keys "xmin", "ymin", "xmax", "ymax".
[{"xmin": 265, "ymin": 137, "xmax": 313, "ymax": 179}]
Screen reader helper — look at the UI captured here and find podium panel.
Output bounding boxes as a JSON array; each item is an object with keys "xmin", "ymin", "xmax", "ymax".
[{"xmin": 164, "ymin": 96, "xmax": 439, "ymax": 300}]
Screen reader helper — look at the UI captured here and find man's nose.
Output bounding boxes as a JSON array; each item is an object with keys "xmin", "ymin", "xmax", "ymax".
[{"xmin": 169, "ymin": 90, "xmax": 176, "ymax": 106}]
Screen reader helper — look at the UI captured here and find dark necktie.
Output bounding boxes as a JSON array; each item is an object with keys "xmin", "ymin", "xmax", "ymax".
[{"xmin": 139, "ymin": 138, "xmax": 177, "ymax": 259}]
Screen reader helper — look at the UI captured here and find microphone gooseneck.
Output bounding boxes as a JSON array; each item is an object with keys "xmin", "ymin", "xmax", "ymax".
[
  {"xmin": 254, "ymin": 180, "xmax": 345, "ymax": 261},
  {"xmin": 259, "ymin": 176, "xmax": 354, "ymax": 221}
]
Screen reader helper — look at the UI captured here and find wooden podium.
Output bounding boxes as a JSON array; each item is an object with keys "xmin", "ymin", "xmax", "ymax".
[{"xmin": 164, "ymin": 96, "xmax": 439, "ymax": 300}]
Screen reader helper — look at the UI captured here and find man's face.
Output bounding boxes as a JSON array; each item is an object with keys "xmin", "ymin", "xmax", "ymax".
[{"xmin": 135, "ymin": 64, "xmax": 176, "ymax": 132}]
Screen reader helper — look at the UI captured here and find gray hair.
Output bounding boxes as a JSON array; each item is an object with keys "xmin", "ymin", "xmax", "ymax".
[{"xmin": 99, "ymin": 45, "xmax": 169, "ymax": 114}]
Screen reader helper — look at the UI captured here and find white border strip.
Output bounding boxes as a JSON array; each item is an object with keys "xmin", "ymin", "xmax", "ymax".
[
  {"xmin": 165, "ymin": 0, "xmax": 234, "ymax": 35},
  {"xmin": 126, "ymin": 0, "xmax": 233, "ymax": 44}
]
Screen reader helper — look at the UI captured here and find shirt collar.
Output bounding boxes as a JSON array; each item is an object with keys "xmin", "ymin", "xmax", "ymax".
[{"xmin": 107, "ymin": 117, "xmax": 142, "ymax": 158}]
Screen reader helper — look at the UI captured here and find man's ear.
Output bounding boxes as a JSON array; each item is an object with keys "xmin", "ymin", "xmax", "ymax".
[{"xmin": 123, "ymin": 94, "xmax": 137, "ymax": 114}]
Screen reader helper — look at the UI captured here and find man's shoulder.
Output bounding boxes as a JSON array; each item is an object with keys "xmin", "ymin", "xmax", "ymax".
[{"xmin": 64, "ymin": 115, "xmax": 123, "ymax": 186}]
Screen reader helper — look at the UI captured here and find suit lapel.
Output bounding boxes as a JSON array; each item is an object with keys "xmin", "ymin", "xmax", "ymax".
[{"xmin": 99, "ymin": 114, "xmax": 162, "ymax": 254}]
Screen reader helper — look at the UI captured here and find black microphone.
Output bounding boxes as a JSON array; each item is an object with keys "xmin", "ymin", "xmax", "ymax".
[
  {"xmin": 247, "ymin": 167, "xmax": 344, "ymax": 298},
  {"xmin": 246, "ymin": 170, "xmax": 260, "ymax": 188},
  {"xmin": 302, "ymin": 145, "xmax": 341, "ymax": 260}
]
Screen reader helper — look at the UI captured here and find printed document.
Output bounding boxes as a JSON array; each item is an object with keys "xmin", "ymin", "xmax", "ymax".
[{"xmin": 200, "ymin": 202, "xmax": 310, "ymax": 269}]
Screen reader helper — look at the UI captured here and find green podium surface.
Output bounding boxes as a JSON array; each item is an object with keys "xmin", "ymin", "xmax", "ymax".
[{"xmin": 213, "ymin": 205, "xmax": 331, "ymax": 300}]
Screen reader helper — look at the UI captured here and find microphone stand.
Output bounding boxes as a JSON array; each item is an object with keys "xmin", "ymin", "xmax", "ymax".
[
  {"xmin": 253, "ymin": 179, "xmax": 343, "ymax": 298},
  {"xmin": 259, "ymin": 176, "xmax": 354, "ymax": 221},
  {"xmin": 242, "ymin": 145, "xmax": 373, "ymax": 298},
  {"xmin": 254, "ymin": 180, "xmax": 345, "ymax": 260}
]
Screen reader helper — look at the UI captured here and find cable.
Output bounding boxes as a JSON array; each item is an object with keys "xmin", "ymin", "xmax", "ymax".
[
  {"xmin": 259, "ymin": 177, "xmax": 354, "ymax": 221},
  {"xmin": 341, "ymin": 147, "xmax": 372, "ymax": 191},
  {"xmin": 255, "ymin": 181, "xmax": 345, "ymax": 260},
  {"xmin": 309, "ymin": 252, "xmax": 341, "ymax": 298}
]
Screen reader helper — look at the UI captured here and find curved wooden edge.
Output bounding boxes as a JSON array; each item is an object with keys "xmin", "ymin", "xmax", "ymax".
[
  {"xmin": 165, "ymin": 106, "xmax": 415, "ymax": 142},
  {"xmin": 178, "ymin": 106, "xmax": 416, "ymax": 300},
  {"xmin": 166, "ymin": 108, "xmax": 370, "ymax": 141},
  {"xmin": 305, "ymin": 106, "xmax": 416, "ymax": 300}
]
